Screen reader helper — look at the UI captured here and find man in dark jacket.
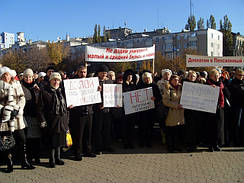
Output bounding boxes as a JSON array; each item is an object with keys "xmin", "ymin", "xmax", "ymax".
[
  {"xmin": 69, "ymin": 66, "xmax": 96, "ymax": 161},
  {"xmin": 92, "ymin": 65, "xmax": 114, "ymax": 154},
  {"xmin": 229, "ymin": 69, "xmax": 244, "ymax": 146}
]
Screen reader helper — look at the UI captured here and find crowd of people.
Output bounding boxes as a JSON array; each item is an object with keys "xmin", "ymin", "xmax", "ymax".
[{"xmin": 0, "ymin": 64, "xmax": 244, "ymax": 173}]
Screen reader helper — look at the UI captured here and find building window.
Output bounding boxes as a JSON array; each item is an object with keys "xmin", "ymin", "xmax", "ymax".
[
  {"xmin": 166, "ymin": 43, "xmax": 173, "ymax": 50},
  {"xmin": 189, "ymin": 41, "xmax": 197, "ymax": 47},
  {"xmin": 218, "ymin": 35, "xmax": 220, "ymax": 40},
  {"xmin": 211, "ymin": 51, "xmax": 213, "ymax": 56},
  {"xmin": 184, "ymin": 42, "xmax": 187, "ymax": 48},
  {"xmin": 211, "ymin": 42, "xmax": 214, "ymax": 47},
  {"xmin": 211, "ymin": 33, "xmax": 213, "ymax": 39}
]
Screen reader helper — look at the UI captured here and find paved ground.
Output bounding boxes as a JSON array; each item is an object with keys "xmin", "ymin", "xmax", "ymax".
[{"xmin": 0, "ymin": 142, "xmax": 244, "ymax": 183}]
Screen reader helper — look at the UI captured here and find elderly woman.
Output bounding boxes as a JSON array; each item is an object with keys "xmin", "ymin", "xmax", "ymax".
[
  {"xmin": 183, "ymin": 71, "xmax": 200, "ymax": 152},
  {"xmin": 163, "ymin": 75, "xmax": 184, "ymax": 153},
  {"xmin": 0, "ymin": 67, "xmax": 35, "ymax": 173},
  {"xmin": 137, "ymin": 72, "xmax": 162, "ymax": 147},
  {"xmin": 206, "ymin": 69, "xmax": 225, "ymax": 151},
  {"xmin": 21, "ymin": 68, "xmax": 41, "ymax": 164},
  {"xmin": 37, "ymin": 72, "xmax": 69, "ymax": 168}
]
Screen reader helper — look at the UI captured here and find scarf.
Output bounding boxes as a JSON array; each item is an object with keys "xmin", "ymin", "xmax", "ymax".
[
  {"xmin": 207, "ymin": 79, "xmax": 224, "ymax": 108},
  {"xmin": 50, "ymin": 87, "xmax": 66, "ymax": 115}
]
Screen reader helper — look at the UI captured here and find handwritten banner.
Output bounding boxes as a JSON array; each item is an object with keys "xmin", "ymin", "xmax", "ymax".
[
  {"xmin": 180, "ymin": 81, "xmax": 220, "ymax": 113},
  {"xmin": 85, "ymin": 45, "xmax": 155, "ymax": 62},
  {"xmin": 63, "ymin": 77, "xmax": 101, "ymax": 107},
  {"xmin": 123, "ymin": 87, "xmax": 155, "ymax": 115},
  {"xmin": 186, "ymin": 54, "xmax": 244, "ymax": 67},
  {"xmin": 103, "ymin": 84, "xmax": 122, "ymax": 107}
]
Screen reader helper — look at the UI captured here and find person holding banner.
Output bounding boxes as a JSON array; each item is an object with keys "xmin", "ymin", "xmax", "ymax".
[
  {"xmin": 206, "ymin": 69, "xmax": 225, "ymax": 152},
  {"xmin": 163, "ymin": 75, "xmax": 184, "ymax": 153},
  {"xmin": 122, "ymin": 69, "xmax": 138, "ymax": 149},
  {"xmin": 183, "ymin": 71, "xmax": 199, "ymax": 152},
  {"xmin": 69, "ymin": 66, "xmax": 96, "ymax": 161},
  {"xmin": 92, "ymin": 65, "xmax": 114, "ymax": 154},
  {"xmin": 137, "ymin": 72, "xmax": 161, "ymax": 148}
]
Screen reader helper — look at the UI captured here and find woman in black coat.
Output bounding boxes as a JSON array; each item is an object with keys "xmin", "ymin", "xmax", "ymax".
[
  {"xmin": 137, "ymin": 71, "xmax": 162, "ymax": 147},
  {"xmin": 37, "ymin": 72, "xmax": 69, "ymax": 168},
  {"xmin": 122, "ymin": 69, "xmax": 138, "ymax": 149}
]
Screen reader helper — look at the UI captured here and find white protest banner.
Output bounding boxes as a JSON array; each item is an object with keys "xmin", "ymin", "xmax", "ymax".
[
  {"xmin": 186, "ymin": 54, "xmax": 244, "ymax": 67},
  {"xmin": 103, "ymin": 84, "xmax": 122, "ymax": 107},
  {"xmin": 63, "ymin": 77, "xmax": 101, "ymax": 107},
  {"xmin": 180, "ymin": 81, "xmax": 220, "ymax": 113},
  {"xmin": 85, "ymin": 45, "xmax": 155, "ymax": 62},
  {"xmin": 123, "ymin": 87, "xmax": 155, "ymax": 115}
]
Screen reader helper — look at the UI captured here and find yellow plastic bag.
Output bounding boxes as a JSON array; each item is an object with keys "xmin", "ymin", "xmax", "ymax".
[
  {"xmin": 66, "ymin": 130, "xmax": 72, "ymax": 147},
  {"xmin": 63, "ymin": 130, "xmax": 72, "ymax": 152}
]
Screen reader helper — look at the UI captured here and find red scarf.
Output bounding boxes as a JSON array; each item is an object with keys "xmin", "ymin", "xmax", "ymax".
[{"xmin": 207, "ymin": 79, "xmax": 224, "ymax": 108}]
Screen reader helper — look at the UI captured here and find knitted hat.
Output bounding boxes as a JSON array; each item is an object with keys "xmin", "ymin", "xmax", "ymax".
[
  {"xmin": 49, "ymin": 72, "xmax": 62, "ymax": 81},
  {"xmin": 23, "ymin": 68, "xmax": 34, "ymax": 77},
  {"xmin": 38, "ymin": 72, "xmax": 46, "ymax": 78},
  {"xmin": 0, "ymin": 66, "xmax": 11, "ymax": 78},
  {"xmin": 97, "ymin": 65, "xmax": 109, "ymax": 73},
  {"xmin": 161, "ymin": 69, "xmax": 172, "ymax": 77}
]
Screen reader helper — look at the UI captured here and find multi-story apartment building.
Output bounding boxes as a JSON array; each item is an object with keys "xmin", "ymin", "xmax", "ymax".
[
  {"xmin": 0, "ymin": 32, "xmax": 15, "ymax": 49},
  {"xmin": 232, "ymin": 32, "xmax": 244, "ymax": 56},
  {"xmin": 96, "ymin": 28, "xmax": 223, "ymax": 58}
]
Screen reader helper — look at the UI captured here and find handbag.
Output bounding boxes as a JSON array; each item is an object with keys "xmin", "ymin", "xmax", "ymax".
[{"xmin": 0, "ymin": 134, "xmax": 15, "ymax": 152}]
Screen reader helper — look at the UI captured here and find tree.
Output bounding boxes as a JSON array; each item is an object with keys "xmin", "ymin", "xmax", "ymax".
[
  {"xmin": 47, "ymin": 42, "xmax": 70, "ymax": 66},
  {"xmin": 209, "ymin": 15, "xmax": 216, "ymax": 29},
  {"xmin": 186, "ymin": 15, "xmax": 196, "ymax": 31},
  {"xmin": 93, "ymin": 24, "xmax": 98, "ymax": 43},
  {"xmin": 103, "ymin": 26, "xmax": 108, "ymax": 42},
  {"xmin": 0, "ymin": 50, "xmax": 26, "ymax": 73},
  {"xmin": 97, "ymin": 25, "xmax": 101, "ymax": 43},
  {"xmin": 206, "ymin": 19, "xmax": 210, "ymax": 28},
  {"xmin": 220, "ymin": 15, "xmax": 233, "ymax": 56},
  {"xmin": 197, "ymin": 18, "xmax": 204, "ymax": 30}
]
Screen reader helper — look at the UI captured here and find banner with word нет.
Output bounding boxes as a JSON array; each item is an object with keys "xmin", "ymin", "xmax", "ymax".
[
  {"xmin": 180, "ymin": 81, "xmax": 220, "ymax": 113},
  {"xmin": 103, "ymin": 84, "xmax": 122, "ymax": 108},
  {"xmin": 186, "ymin": 54, "xmax": 244, "ymax": 67},
  {"xmin": 63, "ymin": 77, "xmax": 101, "ymax": 107},
  {"xmin": 123, "ymin": 87, "xmax": 155, "ymax": 115},
  {"xmin": 85, "ymin": 45, "xmax": 155, "ymax": 62}
]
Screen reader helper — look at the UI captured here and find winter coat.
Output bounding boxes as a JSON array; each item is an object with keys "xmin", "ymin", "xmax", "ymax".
[
  {"xmin": 10, "ymin": 80, "xmax": 26, "ymax": 131},
  {"xmin": 21, "ymin": 81, "xmax": 39, "ymax": 117},
  {"xmin": 37, "ymin": 85, "xmax": 69, "ymax": 134},
  {"xmin": 0, "ymin": 81, "xmax": 15, "ymax": 132},
  {"xmin": 229, "ymin": 78, "xmax": 244, "ymax": 108},
  {"xmin": 157, "ymin": 79, "xmax": 169, "ymax": 96},
  {"xmin": 163, "ymin": 83, "xmax": 184, "ymax": 127}
]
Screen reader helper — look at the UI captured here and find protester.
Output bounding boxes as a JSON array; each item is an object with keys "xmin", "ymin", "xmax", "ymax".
[
  {"xmin": 229, "ymin": 69, "xmax": 244, "ymax": 146},
  {"xmin": 183, "ymin": 71, "xmax": 199, "ymax": 152},
  {"xmin": 92, "ymin": 65, "xmax": 114, "ymax": 154},
  {"xmin": 108, "ymin": 71, "xmax": 116, "ymax": 82},
  {"xmin": 206, "ymin": 69, "xmax": 225, "ymax": 151},
  {"xmin": 39, "ymin": 66, "xmax": 55, "ymax": 89},
  {"xmin": 137, "ymin": 72, "xmax": 162, "ymax": 147},
  {"xmin": 0, "ymin": 67, "xmax": 16, "ymax": 173},
  {"xmin": 69, "ymin": 66, "xmax": 96, "ymax": 161},
  {"xmin": 21, "ymin": 68, "xmax": 42, "ymax": 164},
  {"xmin": 122, "ymin": 69, "xmax": 137, "ymax": 149},
  {"xmin": 37, "ymin": 72, "xmax": 69, "ymax": 168},
  {"xmin": 163, "ymin": 75, "xmax": 184, "ymax": 152}
]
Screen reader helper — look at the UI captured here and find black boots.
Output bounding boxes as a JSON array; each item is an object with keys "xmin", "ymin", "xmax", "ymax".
[
  {"xmin": 49, "ymin": 147, "xmax": 64, "ymax": 168},
  {"xmin": 5, "ymin": 153, "xmax": 13, "ymax": 173},
  {"xmin": 21, "ymin": 144, "xmax": 35, "ymax": 169}
]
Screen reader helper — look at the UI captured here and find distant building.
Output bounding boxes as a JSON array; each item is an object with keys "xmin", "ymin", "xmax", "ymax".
[
  {"xmin": 105, "ymin": 27, "xmax": 132, "ymax": 39},
  {"xmin": 0, "ymin": 32, "xmax": 15, "ymax": 49},
  {"xmin": 232, "ymin": 32, "xmax": 244, "ymax": 56},
  {"xmin": 94, "ymin": 28, "xmax": 223, "ymax": 58}
]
